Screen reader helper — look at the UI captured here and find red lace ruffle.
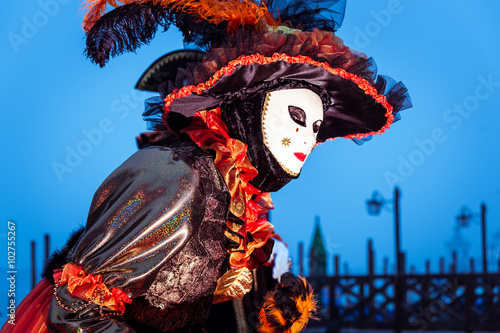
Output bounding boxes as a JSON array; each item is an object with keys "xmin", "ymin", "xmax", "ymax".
[{"xmin": 182, "ymin": 108, "xmax": 274, "ymax": 269}]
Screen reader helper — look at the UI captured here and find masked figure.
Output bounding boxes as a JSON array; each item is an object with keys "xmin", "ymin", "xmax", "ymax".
[{"xmin": 1, "ymin": 1, "xmax": 411, "ymax": 332}]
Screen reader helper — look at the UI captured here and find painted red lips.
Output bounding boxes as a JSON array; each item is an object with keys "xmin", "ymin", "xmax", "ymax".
[{"xmin": 294, "ymin": 152, "xmax": 307, "ymax": 162}]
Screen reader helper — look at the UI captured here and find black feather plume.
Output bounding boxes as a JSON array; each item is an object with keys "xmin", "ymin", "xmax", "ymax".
[
  {"xmin": 85, "ymin": 3, "xmax": 173, "ymax": 67},
  {"xmin": 41, "ymin": 226, "xmax": 85, "ymax": 283},
  {"xmin": 84, "ymin": 2, "xmax": 231, "ymax": 67},
  {"xmin": 84, "ymin": 0, "xmax": 347, "ymax": 67}
]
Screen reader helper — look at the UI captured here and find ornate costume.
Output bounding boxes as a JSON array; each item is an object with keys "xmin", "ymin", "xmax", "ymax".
[{"xmin": 1, "ymin": 0, "xmax": 411, "ymax": 332}]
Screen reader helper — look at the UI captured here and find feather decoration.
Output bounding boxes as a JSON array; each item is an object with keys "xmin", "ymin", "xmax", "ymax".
[
  {"xmin": 41, "ymin": 226, "xmax": 85, "ymax": 283},
  {"xmin": 82, "ymin": 0, "xmax": 276, "ymax": 66},
  {"xmin": 85, "ymin": 3, "xmax": 172, "ymax": 66},
  {"xmin": 160, "ymin": 0, "xmax": 273, "ymax": 30},
  {"xmin": 81, "ymin": 0, "xmax": 274, "ymax": 33},
  {"xmin": 258, "ymin": 273, "xmax": 317, "ymax": 333},
  {"xmin": 81, "ymin": 0, "xmax": 346, "ymax": 66},
  {"xmin": 81, "ymin": 0, "xmax": 125, "ymax": 32}
]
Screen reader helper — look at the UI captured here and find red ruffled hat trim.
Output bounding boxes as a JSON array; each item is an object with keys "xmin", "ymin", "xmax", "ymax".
[{"xmin": 163, "ymin": 52, "xmax": 394, "ymax": 141}]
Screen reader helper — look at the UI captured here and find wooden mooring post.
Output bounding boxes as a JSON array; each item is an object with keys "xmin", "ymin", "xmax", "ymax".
[
  {"xmin": 450, "ymin": 250, "xmax": 457, "ymax": 273},
  {"xmin": 31, "ymin": 240, "xmax": 36, "ymax": 290},
  {"xmin": 334, "ymin": 255, "xmax": 340, "ymax": 276},
  {"xmin": 368, "ymin": 239, "xmax": 374, "ymax": 276},
  {"xmin": 44, "ymin": 234, "xmax": 50, "ymax": 261},
  {"xmin": 298, "ymin": 242, "xmax": 304, "ymax": 276}
]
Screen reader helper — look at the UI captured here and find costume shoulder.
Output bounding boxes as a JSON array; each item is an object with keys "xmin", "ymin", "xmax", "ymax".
[
  {"xmin": 71, "ymin": 140, "xmax": 207, "ymax": 296},
  {"xmin": 48, "ymin": 139, "xmax": 212, "ymax": 332}
]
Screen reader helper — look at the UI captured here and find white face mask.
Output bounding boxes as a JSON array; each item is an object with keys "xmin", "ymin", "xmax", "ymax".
[{"xmin": 262, "ymin": 88, "xmax": 324, "ymax": 176}]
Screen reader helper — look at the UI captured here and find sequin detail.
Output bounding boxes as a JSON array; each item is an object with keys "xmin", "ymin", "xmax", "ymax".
[
  {"xmin": 69, "ymin": 146, "xmax": 206, "ymax": 298},
  {"xmin": 124, "ymin": 142, "xmax": 231, "ymax": 332}
]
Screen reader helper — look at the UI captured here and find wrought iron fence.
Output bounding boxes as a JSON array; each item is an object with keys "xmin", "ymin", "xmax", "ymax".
[{"xmin": 307, "ymin": 273, "xmax": 500, "ymax": 332}]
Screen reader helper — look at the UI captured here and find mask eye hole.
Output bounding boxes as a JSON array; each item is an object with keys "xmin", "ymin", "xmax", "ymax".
[
  {"xmin": 313, "ymin": 120, "xmax": 322, "ymax": 134},
  {"xmin": 288, "ymin": 106, "xmax": 306, "ymax": 127}
]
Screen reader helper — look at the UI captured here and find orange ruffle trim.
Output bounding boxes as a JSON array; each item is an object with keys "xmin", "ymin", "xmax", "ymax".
[
  {"xmin": 53, "ymin": 263, "xmax": 132, "ymax": 314},
  {"xmin": 164, "ymin": 53, "xmax": 394, "ymax": 141},
  {"xmin": 182, "ymin": 108, "xmax": 274, "ymax": 270}
]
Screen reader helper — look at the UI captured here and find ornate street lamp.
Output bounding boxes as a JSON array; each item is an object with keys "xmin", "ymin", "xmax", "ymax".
[
  {"xmin": 456, "ymin": 206, "xmax": 473, "ymax": 227},
  {"xmin": 366, "ymin": 191, "xmax": 385, "ymax": 216},
  {"xmin": 367, "ymin": 187, "xmax": 404, "ymax": 332},
  {"xmin": 365, "ymin": 187, "xmax": 402, "ymax": 275},
  {"xmin": 455, "ymin": 204, "xmax": 487, "ymax": 273}
]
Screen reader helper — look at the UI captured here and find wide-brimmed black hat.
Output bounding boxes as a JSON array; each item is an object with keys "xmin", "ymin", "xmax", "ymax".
[{"xmin": 83, "ymin": 0, "xmax": 411, "ymax": 142}]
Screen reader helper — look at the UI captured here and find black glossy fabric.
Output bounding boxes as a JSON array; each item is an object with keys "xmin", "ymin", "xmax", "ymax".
[
  {"xmin": 125, "ymin": 142, "xmax": 230, "ymax": 332},
  {"xmin": 48, "ymin": 139, "xmax": 230, "ymax": 333}
]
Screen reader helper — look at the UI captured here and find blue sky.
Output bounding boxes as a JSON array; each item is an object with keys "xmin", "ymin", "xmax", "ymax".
[{"xmin": 2, "ymin": 0, "xmax": 500, "ymax": 304}]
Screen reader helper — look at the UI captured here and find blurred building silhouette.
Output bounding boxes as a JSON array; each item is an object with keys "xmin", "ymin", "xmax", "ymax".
[
  {"xmin": 446, "ymin": 227, "xmax": 470, "ymax": 272},
  {"xmin": 309, "ymin": 216, "xmax": 327, "ymax": 277},
  {"xmin": 488, "ymin": 228, "xmax": 500, "ymax": 270}
]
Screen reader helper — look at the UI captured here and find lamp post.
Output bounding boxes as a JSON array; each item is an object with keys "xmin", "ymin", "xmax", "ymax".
[
  {"xmin": 366, "ymin": 186, "xmax": 402, "ymax": 275},
  {"xmin": 455, "ymin": 203, "xmax": 487, "ymax": 273},
  {"xmin": 367, "ymin": 187, "xmax": 403, "ymax": 333}
]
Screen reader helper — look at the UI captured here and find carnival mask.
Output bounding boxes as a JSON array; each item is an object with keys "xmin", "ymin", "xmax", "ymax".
[{"xmin": 262, "ymin": 88, "xmax": 324, "ymax": 176}]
